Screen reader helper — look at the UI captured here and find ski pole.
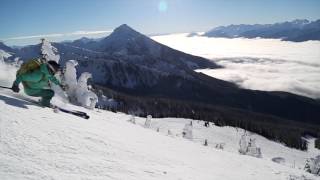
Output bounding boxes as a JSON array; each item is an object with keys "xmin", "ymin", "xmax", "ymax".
[{"xmin": 0, "ymin": 85, "xmax": 12, "ymax": 90}]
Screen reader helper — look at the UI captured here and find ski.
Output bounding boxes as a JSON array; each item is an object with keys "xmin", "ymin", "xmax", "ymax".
[
  {"xmin": 55, "ymin": 107, "xmax": 90, "ymax": 119},
  {"xmin": 2, "ymin": 89, "xmax": 90, "ymax": 119},
  {"xmin": 17, "ymin": 95, "xmax": 90, "ymax": 119}
]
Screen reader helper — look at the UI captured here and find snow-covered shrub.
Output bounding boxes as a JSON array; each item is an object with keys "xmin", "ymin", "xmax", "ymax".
[
  {"xmin": 304, "ymin": 155, "xmax": 320, "ymax": 175},
  {"xmin": 204, "ymin": 139, "xmax": 208, "ymax": 146},
  {"xmin": 215, "ymin": 143, "xmax": 225, "ymax": 150},
  {"xmin": 128, "ymin": 115, "xmax": 136, "ymax": 124},
  {"xmin": 144, "ymin": 115, "xmax": 152, "ymax": 128},
  {"xmin": 182, "ymin": 123, "xmax": 193, "ymax": 139},
  {"xmin": 239, "ymin": 134, "xmax": 262, "ymax": 158},
  {"xmin": 204, "ymin": 121, "xmax": 210, "ymax": 127}
]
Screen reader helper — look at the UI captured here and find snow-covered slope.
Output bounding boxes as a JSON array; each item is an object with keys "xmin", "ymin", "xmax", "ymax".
[{"xmin": 0, "ymin": 89, "xmax": 318, "ymax": 180}]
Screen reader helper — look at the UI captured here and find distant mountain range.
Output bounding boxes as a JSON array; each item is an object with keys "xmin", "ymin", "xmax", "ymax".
[
  {"xmin": 1, "ymin": 24, "xmax": 320, "ymax": 149},
  {"xmin": 203, "ymin": 19, "xmax": 320, "ymax": 42}
]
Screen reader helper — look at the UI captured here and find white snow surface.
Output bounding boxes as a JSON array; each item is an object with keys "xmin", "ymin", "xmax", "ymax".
[{"xmin": 0, "ymin": 89, "xmax": 319, "ymax": 180}]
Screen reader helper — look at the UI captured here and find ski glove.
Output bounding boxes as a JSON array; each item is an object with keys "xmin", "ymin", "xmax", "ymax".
[{"xmin": 11, "ymin": 83, "xmax": 20, "ymax": 93}]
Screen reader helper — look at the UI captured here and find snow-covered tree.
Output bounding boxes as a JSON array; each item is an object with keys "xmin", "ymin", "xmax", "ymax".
[
  {"xmin": 144, "ymin": 115, "xmax": 152, "ymax": 128},
  {"xmin": 128, "ymin": 115, "xmax": 136, "ymax": 124},
  {"xmin": 204, "ymin": 121, "xmax": 210, "ymax": 127},
  {"xmin": 239, "ymin": 134, "xmax": 248, "ymax": 154},
  {"xmin": 40, "ymin": 38, "xmax": 60, "ymax": 63},
  {"xmin": 246, "ymin": 139, "xmax": 262, "ymax": 158},
  {"xmin": 305, "ymin": 155, "xmax": 320, "ymax": 175},
  {"xmin": 76, "ymin": 72, "xmax": 98, "ymax": 109},
  {"xmin": 182, "ymin": 123, "xmax": 193, "ymax": 139},
  {"xmin": 61, "ymin": 60, "xmax": 98, "ymax": 109},
  {"xmin": 239, "ymin": 134, "xmax": 262, "ymax": 158},
  {"xmin": 63, "ymin": 60, "xmax": 78, "ymax": 102}
]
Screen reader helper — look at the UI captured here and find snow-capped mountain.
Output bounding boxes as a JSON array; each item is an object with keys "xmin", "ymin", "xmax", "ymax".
[
  {"xmin": 0, "ymin": 89, "xmax": 318, "ymax": 180},
  {"xmin": 204, "ymin": 19, "xmax": 320, "ymax": 42}
]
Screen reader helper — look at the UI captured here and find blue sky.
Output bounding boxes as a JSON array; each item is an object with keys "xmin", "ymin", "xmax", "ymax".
[{"xmin": 1, "ymin": 0, "xmax": 319, "ymax": 45}]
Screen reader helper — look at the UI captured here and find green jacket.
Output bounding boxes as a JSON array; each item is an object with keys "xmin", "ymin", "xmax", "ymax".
[{"xmin": 14, "ymin": 63, "xmax": 60, "ymax": 91}]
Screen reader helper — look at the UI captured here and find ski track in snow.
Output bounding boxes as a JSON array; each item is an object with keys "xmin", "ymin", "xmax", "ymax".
[{"xmin": 0, "ymin": 89, "xmax": 319, "ymax": 180}]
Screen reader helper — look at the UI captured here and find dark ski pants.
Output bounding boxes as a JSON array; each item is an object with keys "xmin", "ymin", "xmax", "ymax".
[{"xmin": 24, "ymin": 88, "xmax": 54, "ymax": 107}]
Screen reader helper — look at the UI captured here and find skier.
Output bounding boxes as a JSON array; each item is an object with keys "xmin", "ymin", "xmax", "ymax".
[{"xmin": 11, "ymin": 60, "xmax": 62, "ymax": 107}]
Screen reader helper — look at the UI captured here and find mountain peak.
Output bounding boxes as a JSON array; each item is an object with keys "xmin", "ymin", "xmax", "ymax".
[
  {"xmin": 111, "ymin": 24, "xmax": 141, "ymax": 38},
  {"xmin": 115, "ymin": 24, "xmax": 132, "ymax": 31}
]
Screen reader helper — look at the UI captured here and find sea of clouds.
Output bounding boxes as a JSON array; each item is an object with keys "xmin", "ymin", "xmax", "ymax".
[{"xmin": 152, "ymin": 33, "xmax": 320, "ymax": 99}]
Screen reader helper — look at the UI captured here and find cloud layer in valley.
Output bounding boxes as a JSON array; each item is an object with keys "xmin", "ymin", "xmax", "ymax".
[{"xmin": 152, "ymin": 34, "xmax": 320, "ymax": 99}]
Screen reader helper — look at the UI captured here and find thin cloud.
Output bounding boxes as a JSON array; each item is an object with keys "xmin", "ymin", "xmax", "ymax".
[
  {"xmin": 69, "ymin": 30, "xmax": 113, "ymax": 36},
  {"xmin": 4, "ymin": 30, "xmax": 113, "ymax": 41},
  {"xmin": 6, "ymin": 34, "xmax": 64, "ymax": 40}
]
